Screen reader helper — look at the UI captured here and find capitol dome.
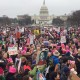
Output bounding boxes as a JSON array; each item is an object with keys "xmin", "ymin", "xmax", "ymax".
[
  {"xmin": 33, "ymin": 0, "xmax": 52, "ymax": 26},
  {"xmin": 40, "ymin": 0, "xmax": 49, "ymax": 16}
]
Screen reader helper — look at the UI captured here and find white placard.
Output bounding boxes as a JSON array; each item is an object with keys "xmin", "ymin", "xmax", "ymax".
[
  {"xmin": 29, "ymin": 34, "xmax": 34, "ymax": 44},
  {"xmin": 8, "ymin": 47, "xmax": 18, "ymax": 55},
  {"xmin": 60, "ymin": 36, "xmax": 66, "ymax": 43},
  {"xmin": 20, "ymin": 27, "xmax": 24, "ymax": 33}
]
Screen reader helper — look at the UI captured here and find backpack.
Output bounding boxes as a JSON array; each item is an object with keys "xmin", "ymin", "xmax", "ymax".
[
  {"xmin": 60, "ymin": 65, "xmax": 69, "ymax": 80},
  {"xmin": 60, "ymin": 72, "xmax": 68, "ymax": 80}
]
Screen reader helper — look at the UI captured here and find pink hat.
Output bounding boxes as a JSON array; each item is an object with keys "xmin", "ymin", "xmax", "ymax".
[
  {"xmin": 62, "ymin": 49, "xmax": 66, "ymax": 54},
  {"xmin": 61, "ymin": 44, "xmax": 65, "ymax": 48},
  {"xmin": 70, "ymin": 61, "xmax": 75, "ymax": 65},
  {"xmin": 21, "ymin": 50, "xmax": 26, "ymax": 55},
  {"xmin": 24, "ymin": 47, "xmax": 27, "ymax": 51},
  {"xmin": 0, "ymin": 67, "xmax": 4, "ymax": 75},
  {"xmin": 66, "ymin": 45, "xmax": 69, "ymax": 50},
  {"xmin": 24, "ymin": 65, "xmax": 31, "ymax": 71},
  {"xmin": 57, "ymin": 46, "xmax": 61, "ymax": 49},
  {"xmin": 9, "ymin": 66, "xmax": 16, "ymax": 73},
  {"xmin": 66, "ymin": 50, "xmax": 70, "ymax": 53},
  {"xmin": 7, "ymin": 58, "xmax": 13, "ymax": 63}
]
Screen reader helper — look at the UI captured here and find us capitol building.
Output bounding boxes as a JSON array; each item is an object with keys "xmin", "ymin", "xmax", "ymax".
[
  {"xmin": 18, "ymin": 0, "xmax": 68, "ymax": 27},
  {"xmin": 31, "ymin": 0, "xmax": 53, "ymax": 26}
]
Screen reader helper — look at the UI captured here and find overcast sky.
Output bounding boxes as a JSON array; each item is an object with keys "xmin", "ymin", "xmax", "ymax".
[{"xmin": 0, "ymin": 0, "xmax": 80, "ymax": 18}]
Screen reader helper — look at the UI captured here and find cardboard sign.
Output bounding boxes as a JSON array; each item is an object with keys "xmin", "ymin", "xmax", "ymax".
[
  {"xmin": 3, "ymin": 30, "xmax": 6, "ymax": 35},
  {"xmin": 53, "ymin": 27, "xmax": 60, "ymax": 33},
  {"xmin": 60, "ymin": 36, "xmax": 66, "ymax": 43},
  {"xmin": 20, "ymin": 27, "xmax": 24, "ymax": 33},
  {"xmin": 71, "ymin": 72, "xmax": 80, "ymax": 80},
  {"xmin": 41, "ymin": 30, "xmax": 45, "ymax": 34},
  {"xmin": 50, "ymin": 28, "xmax": 52, "ymax": 31},
  {"xmin": 29, "ymin": 34, "xmax": 34, "ymax": 44},
  {"xmin": 8, "ymin": 47, "xmax": 18, "ymax": 55}
]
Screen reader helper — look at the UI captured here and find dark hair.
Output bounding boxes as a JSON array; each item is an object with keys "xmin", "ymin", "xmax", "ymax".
[
  {"xmin": 23, "ymin": 69, "xmax": 29, "ymax": 76},
  {"xmin": 26, "ymin": 60, "xmax": 31, "ymax": 66},
  {"xmin": 30, "ymin": 44, "xmax": 33, "ymax": 47},
  {"xmin": 48, "ymin": 46, "xmax": 52, "ymax": 49},
  {"xmin": 0, "ymin": 51, "xmax": 2, "ymax": 59},
  {"xmin": 23, "ymin": 75, "xmax": 32, "ymax": 80},
  {"xmin": 7, "ymin": 53, "xmax": 9, "ymax": 58},
  {"xmin": 62, "ymin": 57, "xmax": 68, "ymax": 63},
  {"xmin": 0, "ymin": 51, "xmax": 2, "ymax": 54},
  {"xmin": 53, "ymin": 46, "xmax": 56, "ymax": 49}
]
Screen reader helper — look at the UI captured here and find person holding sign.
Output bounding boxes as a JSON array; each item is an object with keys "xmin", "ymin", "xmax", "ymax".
[{"xmin": 60, "ymin": 36, "xmax": 66, "ymax": 44}]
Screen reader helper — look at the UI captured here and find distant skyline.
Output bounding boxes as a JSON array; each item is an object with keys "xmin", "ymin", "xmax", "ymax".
[{"xmin": 0, "ymin": 0, "xmax": 80, "ymax": 18}]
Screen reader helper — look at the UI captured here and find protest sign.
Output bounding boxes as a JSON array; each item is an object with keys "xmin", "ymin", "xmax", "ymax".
[
  {"xmin": 50, "ymin": 28, "xmax": 52, "ymax": 32},
  {"xmin": 41, "ymin": 29, "xmax": 45, "ymax": 34},
  {"xmin": 3, "ymin": 30, "xmax": 6, "ymax": 35},
  {"xmin": 60, "ymin": 36, "xmax": 66, "ymax": 43},
  {"xmin": 34, "ymin": 30, "xmax": 40, "ymax": 35},
  {"xmin": 43, "ymin": 41, "xmax": 49, "ymax": 46},
  {"xmin": 20, "ymin": 27, "xmax": 24, "ymax": 33},
  {"xmin": 29, "ymin": 34, "xmax": 34, "ymax": 44},
  {"xmin": 8, "ymin": 47, "xmax": 18, "ymax": 55},
  {"xmin": 71, "ymin": 72, "xmax": 80, "ymax": 80}
]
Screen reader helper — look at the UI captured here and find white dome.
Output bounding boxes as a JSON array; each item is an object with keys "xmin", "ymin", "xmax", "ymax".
[
  {"xmin": 40, "ymin": 1, "xmax": 49, "ymax": 15},
  {"xmin": 39, "ymin": 0, "xmax": 50, "ymax": 22}
]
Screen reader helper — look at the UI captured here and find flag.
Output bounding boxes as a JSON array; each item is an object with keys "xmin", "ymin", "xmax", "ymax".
[{"xmin": 15, "ymin": 26, "xmax": 21, "ymax": 39}]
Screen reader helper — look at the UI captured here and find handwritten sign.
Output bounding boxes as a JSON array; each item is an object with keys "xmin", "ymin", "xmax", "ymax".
[
  {"xmin": 8, "ymin": 47, "xmax": 18, "ymax": 55},
  {"xmin": 60, "ymin": 36, "xmax": 66, "ymax": 43}
]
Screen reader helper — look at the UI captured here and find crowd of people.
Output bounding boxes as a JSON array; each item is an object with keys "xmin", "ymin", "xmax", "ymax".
[{"xmin": 0, "ymin": 26, "xmax": 80, "ymax": 80}]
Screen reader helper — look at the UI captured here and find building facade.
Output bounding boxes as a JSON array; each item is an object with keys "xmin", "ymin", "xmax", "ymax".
[
  {"xmin": 32, "ymin": 0, "xmax": 54, "ymax": 26},
  {"xmin": 31, "ymin": 0, "xmax": 68, "ymax": 27},
  {"xmin": 17, "ymin": 0, "xmax": 68, "ymax": 27}
]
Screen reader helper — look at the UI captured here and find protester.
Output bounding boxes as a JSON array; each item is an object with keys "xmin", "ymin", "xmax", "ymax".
[{"xmin": 0, "ymin": 26, "xmax": 80, "ymax": 80}]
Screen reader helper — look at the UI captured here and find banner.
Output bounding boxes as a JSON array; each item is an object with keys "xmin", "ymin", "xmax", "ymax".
[
  {"xmin": 8, "ymin": 47, "xmax": 18, "ymax": 55},
  {"xmin": 60, "ymin": 36, "xmax": 66, "ymax": 43}
]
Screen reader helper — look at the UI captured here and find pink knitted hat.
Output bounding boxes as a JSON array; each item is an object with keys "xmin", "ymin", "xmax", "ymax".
[
  {"xmin": 9, "ymin": 66, "xmax": 16, "ymax": 73},
  {"xmin": 70, "ymin": 60, "xmax": 75, "ymax": 65},
  {"xmin": 61, "ymin": 44, "xmax": 65, "ymax": 48},
  {"xmin": 24, "ymin": 47, "xmax": 27, "ymax": 51},
  {"xmin": 66, "ymin": 50, "xmax": 70, "ymax": 53},
  {"xmin": 21, "ymin": 50, "xmax": 26, "ymax": 55},
  {"xmin": 0, "ymin": 67, "xmax": 4, "ymax": 75},
  {"xmin": 66, "ymin": 45, "xmax": 69, "ymax": 50},
  {"xmin": 7, "ymin": 58, "xmax": 13, "ymax": 63}
]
